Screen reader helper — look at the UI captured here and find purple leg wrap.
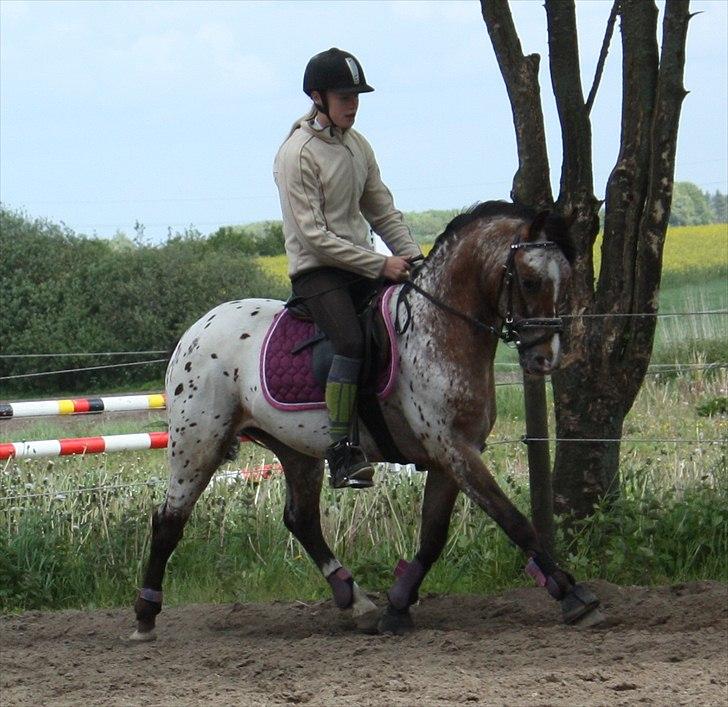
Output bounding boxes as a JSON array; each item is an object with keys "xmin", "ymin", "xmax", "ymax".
[
  {"xmin": 525, "ymin": 557, "xmax": 566, "ymax": 600},
  {"xmin": 139, "ymin": 587, "xmax": 163, "ymax": 604},
  {"xmin": 326, "ymin": 567, "xmax": 354, "ymax": 609},
  {"xmin": 388, "ymin": 558, "xmax": 426, "ymax": 610}
]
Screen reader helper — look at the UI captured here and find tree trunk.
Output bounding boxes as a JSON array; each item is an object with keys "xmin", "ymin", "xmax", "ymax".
[
  {"xmin": 480, "ymin": 0, "xmax": 691, "ymax": 518},
  {"xmin": 481, "ymin": 0, "xmax": 556, "ymax": 546},
  {"xmin": 552, "ymin": 0, "xmax": 690, "ymax": 517}
]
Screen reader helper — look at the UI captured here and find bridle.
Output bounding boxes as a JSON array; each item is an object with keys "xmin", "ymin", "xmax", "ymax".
[
  {"xmin": 500, "ymin": 239, "xmax": 564, "ymax": 350},
  {"xmin": 396, "ymin": 236, "xmax": 564, "ymax": 353}
]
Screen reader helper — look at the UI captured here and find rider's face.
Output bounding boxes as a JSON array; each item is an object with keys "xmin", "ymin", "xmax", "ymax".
[{"xmin": 314, "ymin": 91, "xmax": 359, "ymax": 129}]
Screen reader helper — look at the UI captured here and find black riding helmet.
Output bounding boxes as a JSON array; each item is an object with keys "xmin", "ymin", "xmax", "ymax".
[{"xmin": 303, "ymin": 48, "xmax": 374, "ymax": 97}]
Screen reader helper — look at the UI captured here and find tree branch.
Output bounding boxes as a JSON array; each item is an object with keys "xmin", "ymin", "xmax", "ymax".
[
  {"xmin": 585, "ymin": 0, "xmax": 620, "ymax": 115},
  {"xmin": 627, "ymin": 0, "xmax": 691, "ymax": 384},
  {"xmin": 544, "ymin": 0, "xmax": 599, "ymax": 359},
  {"xmin": 597, "ymin": 0, "xmax": 659, "ymax": 323},
  {"xmin": 480, "ymin": 0, "xmax": 552, "ymax": 209}
]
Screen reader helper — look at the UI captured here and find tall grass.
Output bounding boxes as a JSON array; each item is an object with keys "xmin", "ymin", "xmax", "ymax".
[
  {"xmin": 1, "ymin": 369, "xmax": 725, "ymax": 613},
  {"xmin": 653, "ymin": 289, "xmax": 727, "ymax": 366}
]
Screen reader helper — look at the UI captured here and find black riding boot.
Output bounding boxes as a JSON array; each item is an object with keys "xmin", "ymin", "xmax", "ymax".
[
  {"xmin": 324, "ymin": 355, "xmax": 374, "ymax": 489},
  {"xmin": 325, "ymin": 439, "xmax": 375, "ymax": 489}
]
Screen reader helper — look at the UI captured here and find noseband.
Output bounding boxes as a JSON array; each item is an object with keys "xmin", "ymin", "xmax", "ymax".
[{"xmin": 396, "ymin": 237, "xmax": 563, "ymax": 353}]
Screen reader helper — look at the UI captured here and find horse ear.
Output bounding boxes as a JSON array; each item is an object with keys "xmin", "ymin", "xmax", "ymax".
[{"xmin": 526, "ymin": 210, "xmax": 550, "ymax": 242}]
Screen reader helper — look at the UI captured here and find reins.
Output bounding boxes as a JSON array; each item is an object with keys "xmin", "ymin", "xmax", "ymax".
[
  {"xmin": 396, "ymin": 240, "xmax": 564, "ymax": 352},
  {"xmin": 395, "ymin": 278, "xmax": 501, "ymax": 338},
  {"xmin": 286, "ymin": 233, "xmax": 565, "ymax": 354}
]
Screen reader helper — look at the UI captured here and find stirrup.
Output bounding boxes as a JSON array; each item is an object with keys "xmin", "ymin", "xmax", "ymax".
[{"xmin": 326, "ymin": 440, "xmax": 375, "ymax": 489}]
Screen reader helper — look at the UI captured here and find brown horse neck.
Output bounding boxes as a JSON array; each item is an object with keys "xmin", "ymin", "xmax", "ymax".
[
  {"xmin": 415, "ymin": 220, "xmax": 514, "ymax": 334},
  {"xmin": 407, "ymin": 223, "xmax": 513, "ymax": 382}
]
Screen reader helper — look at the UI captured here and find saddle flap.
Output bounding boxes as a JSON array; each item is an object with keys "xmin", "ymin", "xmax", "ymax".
[{"xmin": 260, "ymin": 285, "xmax": 400, "ymax": 411}]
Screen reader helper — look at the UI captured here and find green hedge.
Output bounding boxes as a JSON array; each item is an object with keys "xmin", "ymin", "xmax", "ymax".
[{"xmin": 0, "ymin": 208, "xmax": 289, "ymax": 396}]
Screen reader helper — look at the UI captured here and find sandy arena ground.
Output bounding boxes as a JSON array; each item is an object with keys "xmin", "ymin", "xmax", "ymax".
[{"xmin": 1, "ymin": 579, "xmax": 726, "ymax": 706}]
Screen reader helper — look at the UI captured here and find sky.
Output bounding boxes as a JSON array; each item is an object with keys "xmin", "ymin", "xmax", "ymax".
[{"xmin": 1, "ymin": 0, "xmax": 726, "ymax": 243}]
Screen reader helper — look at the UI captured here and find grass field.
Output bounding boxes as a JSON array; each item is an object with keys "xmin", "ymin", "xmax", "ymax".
[{"xmin": 0, "ymin": 224, "xmax": 726, "ymax": 614}]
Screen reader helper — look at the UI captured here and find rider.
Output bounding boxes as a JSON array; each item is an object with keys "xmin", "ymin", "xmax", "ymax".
[{"xmin": 274, "ymin": 48, "xmax": 421, "ymax": 489}]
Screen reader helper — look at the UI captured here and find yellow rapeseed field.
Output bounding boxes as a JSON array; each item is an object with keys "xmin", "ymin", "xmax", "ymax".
[
  {"xmin": 257, "ymin": 223, "xmax": 727, "ymax": 283},
  {"xmin": 594, "ymin": 223, "xmax": 727, "ymax": 275}
]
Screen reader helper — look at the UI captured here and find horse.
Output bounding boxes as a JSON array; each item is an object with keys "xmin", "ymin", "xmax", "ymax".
[{"xmin": 131, "ymin": 200, "xmax": 602, "ymax": 641}]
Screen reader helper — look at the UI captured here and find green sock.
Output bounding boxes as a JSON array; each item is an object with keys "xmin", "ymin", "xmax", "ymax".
[{"xmin": 325, "ymin": 355, "xmax": 362, "ymax": 443}]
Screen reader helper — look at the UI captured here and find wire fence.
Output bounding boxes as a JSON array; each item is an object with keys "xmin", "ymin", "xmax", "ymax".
[
  {"xmin": 0, "ymin": 468, "xmax": 278, "ymax": 503},
  {"xmin": 0, "ymin": 359, "xmax": 168, "ymax": 381},
  {"xmin": 1, "ymin": 361, "xmax": 724, "ymax": 412},
  {"xmin": 0, "ymin": 350, "xmax": 168, "ymax": 358},
  {"xmin": 2, "ymin": 359, "xmax": 724, "ymax": 385},
  {"xmin": 1, "ymin": 305, "xmax": 723, "ymax": 502},
  {"xmin": 2, "ymin": 426, "xmax": 725, "ymax": 504},
  {"xmin": 1, "ymin": 306, "xmax": 724, "ymax": 382},
  {"xmin": 561, "ymin": 309, "xmax": 727, "ymax": 319}
]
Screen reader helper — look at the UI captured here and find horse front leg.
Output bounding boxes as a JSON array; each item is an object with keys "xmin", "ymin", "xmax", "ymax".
[
  {"xmin": 445, "ymin": 444, "xmax": 601, "ymax": 625},
  {"xmin": 379, "ymin": 469, "xmax": 460, "ymax": 634}
]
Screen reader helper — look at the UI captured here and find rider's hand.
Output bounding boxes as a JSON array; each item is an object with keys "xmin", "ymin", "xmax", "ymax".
[{"xmin": 382, "ymin": 256, "xmax": 412, "ymax": 282}]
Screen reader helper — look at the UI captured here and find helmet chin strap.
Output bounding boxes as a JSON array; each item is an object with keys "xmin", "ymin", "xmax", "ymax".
[{"xmin": 313, "ymin": 92, "xmax": 340, "ymax": 133}]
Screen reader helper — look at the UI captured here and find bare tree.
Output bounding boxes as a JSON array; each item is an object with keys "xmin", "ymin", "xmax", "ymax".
[{"xmin": 481, "ymin": 0, "xmax": 692, "ymax": 517}]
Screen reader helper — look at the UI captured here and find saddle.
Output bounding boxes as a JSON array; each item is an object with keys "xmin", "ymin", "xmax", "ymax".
[{"xmin": 260, "ymin": 285, "xmax": 409, "ymax": 463}]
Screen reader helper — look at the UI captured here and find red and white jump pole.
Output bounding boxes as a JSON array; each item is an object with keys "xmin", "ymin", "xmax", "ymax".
[
  {"xmin": 0, "ymin": 432, "xmax": 281, "ymax": 481},
  {"xmin": 0, "ymin": 432, "xmax": 169, "ymax": 460},
  {"xmin": 0, "ymin": 392, "xmax": 257, "ymax": 464}
]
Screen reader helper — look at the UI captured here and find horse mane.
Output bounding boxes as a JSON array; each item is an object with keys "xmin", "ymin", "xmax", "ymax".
[{"xmin": 427, "ymin": 200, "xmax": 575, "ymax": 264}]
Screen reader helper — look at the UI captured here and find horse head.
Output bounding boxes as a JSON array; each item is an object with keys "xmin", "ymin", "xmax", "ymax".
[{"xmin": 501, "ymin": 209, "xmax": 575, "ymax": 375}]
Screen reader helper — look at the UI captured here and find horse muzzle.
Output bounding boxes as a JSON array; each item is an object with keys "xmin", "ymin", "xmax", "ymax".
[
  {"xmin": 510, "ymin": 318, "xmax": 563, "ymax": 375},
  {"xmin": 520, "ymin": 348, "xmax": 560, "ymax": 375}
]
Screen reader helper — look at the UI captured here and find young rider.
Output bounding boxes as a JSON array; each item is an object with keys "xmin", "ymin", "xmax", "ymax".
[{"xmin": 274, "ymin": 47, "xmax": 421, "ymax": 489}]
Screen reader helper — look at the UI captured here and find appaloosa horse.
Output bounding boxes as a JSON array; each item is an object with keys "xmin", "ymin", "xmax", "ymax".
[{"xmin": 131, "ymin": 201, "xmax": 601, "ymax": 640}]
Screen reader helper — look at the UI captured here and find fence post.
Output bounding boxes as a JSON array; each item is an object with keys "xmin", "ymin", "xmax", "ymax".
[{"xmin": 522, "ymin": 374, "xmax": 555, "ymax": 557}]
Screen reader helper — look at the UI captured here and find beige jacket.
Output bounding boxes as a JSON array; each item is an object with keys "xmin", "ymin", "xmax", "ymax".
[{"xmin": 274, "ymin": 119, "xmax": 421, "ymax": 279}]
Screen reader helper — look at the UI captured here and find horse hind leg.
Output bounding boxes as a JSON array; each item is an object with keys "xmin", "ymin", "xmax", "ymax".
[
  {"xmin": 131, "ymin": 394, "xmax": 242, "ymax": 641},
  {"xmin": 251, "ymin": 430, "xmax": 379, "ymax": 631}
]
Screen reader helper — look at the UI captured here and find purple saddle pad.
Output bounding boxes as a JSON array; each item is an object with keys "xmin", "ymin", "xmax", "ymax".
[{"xmin": 260, "ymin": 285, "xmax": 399, "ymax": 411}]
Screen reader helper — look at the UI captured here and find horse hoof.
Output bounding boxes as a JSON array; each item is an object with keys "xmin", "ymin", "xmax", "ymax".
[
  {"xmin": 573, "ymin": 606, "xmax": 606, "ymax": 628},
  {"xmin": 377, "ymin": 605, "xmax": 414, "ymax": 635},
  {"xmin": 355, "ymin": 607, "xmax": 381, "ymax": 634},
  {"xmin": 561, "ymin": 583, "xmax": 601, "ymax": 625},
  {"xmin": 129, "ymin": 628, "xmax": 157, "ymax": 642}
]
